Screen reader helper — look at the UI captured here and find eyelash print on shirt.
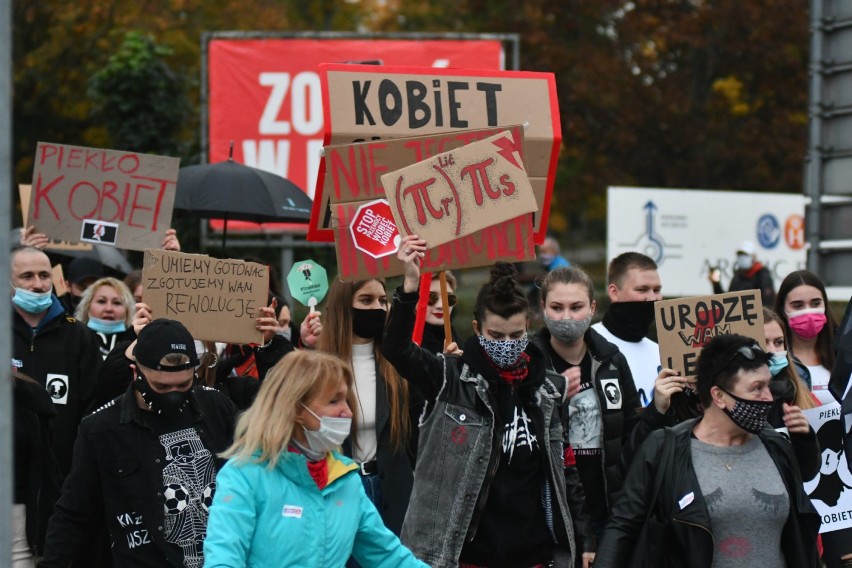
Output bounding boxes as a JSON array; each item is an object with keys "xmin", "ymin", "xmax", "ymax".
[{"xmin": 752, "ymin": 489, "xmax": 786, "ymax": 514}]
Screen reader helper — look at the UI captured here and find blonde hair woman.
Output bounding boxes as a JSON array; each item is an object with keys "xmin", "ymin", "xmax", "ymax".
[
  {"xmin": 74, "ymin": 277, "xmax": 135, "ymax": 358},
  {"xmin": 203, "ymin": 351, "xmax": 427, "ymax": 568}
]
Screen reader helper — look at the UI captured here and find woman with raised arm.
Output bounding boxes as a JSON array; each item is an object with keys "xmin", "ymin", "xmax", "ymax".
[{"xmin": 380, "ymin": 234, "xmax": 592, "ymax": 568}]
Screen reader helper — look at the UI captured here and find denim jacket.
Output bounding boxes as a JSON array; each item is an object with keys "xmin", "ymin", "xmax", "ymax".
[{"xmin": 382, "ymin": 288, "xmax": 577, "ymax": 568}]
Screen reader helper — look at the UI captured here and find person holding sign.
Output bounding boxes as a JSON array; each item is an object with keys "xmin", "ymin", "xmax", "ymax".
[
  {"xmin": 420, "ymin": 270, "xmax": 460, "ymax": 354},
  {"xmin": 531, "ymin": 266, "xmax": 641, "ymax": 543},
  {"xmin": 74, "ymin": 277, "xmax": 136, "ymax": 359},
  {"xmin": 382, "ymin": 235, "xmax": 589, "ymax": 568},
  {"xmin": 596, "ymin": 334, "xmax": 821, "ymax": 568},
  {"xmin": 202, "ymin": 350, "xmax": 428, "ymax": 568},
  {"xmin": 317, "ymin": 278, "xmax": 417, "ymax": 541}
]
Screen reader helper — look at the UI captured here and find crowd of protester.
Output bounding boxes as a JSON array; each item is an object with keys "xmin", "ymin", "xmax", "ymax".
[{"xmin": 9, "ymin": 225, "xmax": 852, "ymax": 568}]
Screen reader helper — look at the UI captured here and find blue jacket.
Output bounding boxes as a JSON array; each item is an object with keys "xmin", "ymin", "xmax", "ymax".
[{"xmin": 203, "ymin": 450, "xmax": 427, "ymax": 568}]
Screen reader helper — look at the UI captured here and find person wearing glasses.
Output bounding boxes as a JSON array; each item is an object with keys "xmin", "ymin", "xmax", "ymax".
[
  {"xmin": 596, "ymin": 334, "xmax": 820, "ymax": 568},
  {"xmin": 420, "ymin": 270, "xmax": 460, "ymax": 354}
]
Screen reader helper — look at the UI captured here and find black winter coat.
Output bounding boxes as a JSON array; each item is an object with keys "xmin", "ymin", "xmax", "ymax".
[
  {"xmin": 533, "ymin": 327, "xmax": 641, "ymax": 512},
  {"xmin": 596, "ymin": 418, "xmax": 821, "ymax": 568},
  {"xmin": 41, "ymin": 384, "xmax": 237, "ymax": 568},
  {"xmin": 12, "ymin": 304, "xmax": 102, "ymax": 474},
  {"xmin": 14, "ymin": 377, "xmax": 62, "ymax": 556}
]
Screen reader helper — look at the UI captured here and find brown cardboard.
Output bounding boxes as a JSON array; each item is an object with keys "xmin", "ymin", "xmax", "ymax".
[
  {"xmin": 311, "ymin": 65, "xmax": 561, "ymax": 244},
  {"xmin": 321, "ymin": 124, "xmax": 528, "ymax": 208},
  {"xmin": 382, "ymin": 130, "xmax": 537, "ymax": 248},
  {"xmin": 332, "ymin": 198, "xmax": 535, "ymax": 281},
  {"xmin": 51, "ymin": 264, "xmax": 68, "ymax": 298},
  {"xmin": 29, "ymin": 143, "xmax": 180, "ymax": 251},
  {"xmin": 655, "ymin": 290, "xmax": 765, "ymax": 378},
  {"xmin": 142, "ymin": 249, "xmax": 267, "ymax": 344},
  {"xmin": 19, "ymin": 184, "xmax": 92, "ymax": 251}
]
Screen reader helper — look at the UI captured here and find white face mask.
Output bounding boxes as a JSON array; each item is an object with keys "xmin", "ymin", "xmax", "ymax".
[
  {"xmin": 300, "ymin": 404, "xmax": 351, "ymax": 455},
  {"xmin": 736, "ymin": 253, "xmax": 752, "ymax": 271}
]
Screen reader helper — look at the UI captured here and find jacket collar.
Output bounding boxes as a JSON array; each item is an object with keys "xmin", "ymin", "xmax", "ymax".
[
  {"xmin": 278, "ymin": 451, "xmax": 358, "ymax": 491},
  {"xmin": 119, "ymin": 382, "xmax": 206, "ymax": 426}
]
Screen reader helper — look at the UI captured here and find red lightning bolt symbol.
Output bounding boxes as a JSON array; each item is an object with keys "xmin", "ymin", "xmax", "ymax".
[{"xmin": 492, "ymin": 135, "xmax": 522, "ymax": 169}]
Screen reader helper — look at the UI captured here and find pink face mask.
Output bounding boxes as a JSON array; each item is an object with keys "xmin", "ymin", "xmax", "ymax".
[{"xmin": 786, "ymin": 307, "xmax": 827, "ymax": 340}]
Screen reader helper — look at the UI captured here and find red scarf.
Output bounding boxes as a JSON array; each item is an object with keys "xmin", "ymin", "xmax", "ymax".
[
  {"xmin": 491, "ymin": 351, "xmax": 531, "ymax": 386},
  {"xmin": 288, "ymin": 445, "xmax": 328, "ymax": 490}
]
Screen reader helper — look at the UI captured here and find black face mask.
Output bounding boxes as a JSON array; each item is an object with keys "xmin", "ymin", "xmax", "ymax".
[
  {"xmin": 351, "ymin": 307, "xmax": 386, "ymax": 341},
  {"xmin": 601, "ymin": 301, "xmax": 656, "ymax": 342},
  {"xmin": 134, "ymin": 371, "xmax": 191, "ymax": 415}
]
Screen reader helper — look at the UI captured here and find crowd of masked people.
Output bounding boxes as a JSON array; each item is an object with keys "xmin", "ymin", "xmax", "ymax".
[{"xmin": 10, "ymin": 225, "xmax": 852, "ymax": 568}]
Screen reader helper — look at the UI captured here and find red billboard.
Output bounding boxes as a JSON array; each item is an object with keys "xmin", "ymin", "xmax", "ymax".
[{"xmin": 206, "ymin": 37, "xmax": 505, "ymax": 233}]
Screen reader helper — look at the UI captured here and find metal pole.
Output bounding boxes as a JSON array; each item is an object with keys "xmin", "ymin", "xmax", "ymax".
[
  {"xmin": 805, "ymin": 0, "xmax": 825, "ymax": 274},
  {"xmin": 280, "ymin": 234, "xmax": 294, "ymax": 305},
  {"xmin": 0, "ymin": 0, "xmax": 14, "ymax": 562}
]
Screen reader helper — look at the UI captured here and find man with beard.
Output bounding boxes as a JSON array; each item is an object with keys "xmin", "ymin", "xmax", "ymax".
[
  {"xmin": 41, "ymin": 319, "xmax": 237, "ymax": 568},
  {"xmin": 592, "ymin": 252, "xmax": 662, "ymax": 407}
]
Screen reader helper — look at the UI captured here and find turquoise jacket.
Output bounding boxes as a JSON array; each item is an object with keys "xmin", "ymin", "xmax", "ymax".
[{"xmin": 203, "ymin": 450, "xmax": 428, "ymax": 568}]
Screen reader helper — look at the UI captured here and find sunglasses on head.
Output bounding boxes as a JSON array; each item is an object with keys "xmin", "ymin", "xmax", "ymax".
[
  {"xmin": 428, "ymin": 292, "xmax": 457, "ymax": 308},
  {"xmin": 715, "ymin": 344, "xmax": 764, "ymax": 377}
]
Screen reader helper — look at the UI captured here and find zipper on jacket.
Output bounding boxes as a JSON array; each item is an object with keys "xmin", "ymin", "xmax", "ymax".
[
  {"xmin": 466, "ymin": 388, "xmax": 502, "ymax": 543},
  {"xmin": 674, "ymin": 517, "xmax": 715, "ymax": 548},
  {"xmin": 30, "ymin": 328, "xmax": 36, "ymax": 352}
]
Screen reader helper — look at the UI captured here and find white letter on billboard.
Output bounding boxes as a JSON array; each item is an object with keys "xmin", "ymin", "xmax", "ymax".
[{"xmin": 259, "ymin": 72, "xmax": 291, "ymax": 135}]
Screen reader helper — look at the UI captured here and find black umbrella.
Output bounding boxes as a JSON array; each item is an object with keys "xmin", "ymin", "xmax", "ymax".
[{"xmin": 175, "ymin": 150, "xmax": 313, "ymax": 251}]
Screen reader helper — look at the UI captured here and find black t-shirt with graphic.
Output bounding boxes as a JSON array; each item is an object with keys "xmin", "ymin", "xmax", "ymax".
[
  {"xmin": 140, "ymin": 409, "xmax": 217, "ymax": 568},
  {"xmin": 547, "ymin": 346, "xmax": 607, "ymax": 522}
]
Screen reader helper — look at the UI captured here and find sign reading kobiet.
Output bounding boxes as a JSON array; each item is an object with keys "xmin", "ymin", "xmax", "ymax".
[
  {"xmin": 30, "ymin": 143, "xmax": 180, "ymax": 251},
  {"xmin": 383, "ymin": 129, "xmax": 536, "ymax": 248},
  {"xmin": 311, "ymin": 64, "xmax": 561, "ymax": 244},
  {"xmin": 142, "ymin": 250, "xmax": 267, "ymax": 344},
  {"xmin": 655, "ymin": 290, "xmax": 765, "ymax": 378}
]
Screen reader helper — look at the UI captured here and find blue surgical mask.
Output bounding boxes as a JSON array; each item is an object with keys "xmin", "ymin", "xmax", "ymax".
[
  {"xmin": 11, "ymin": 287, "xmax": 53, "ymax": 314},
  {"xmin": 768, "ymin": 351, "xmax": 789, "ymax": 377},
  {"xmin": 87, "ymin": 316, "xmax": 127, "ymax": 334}
]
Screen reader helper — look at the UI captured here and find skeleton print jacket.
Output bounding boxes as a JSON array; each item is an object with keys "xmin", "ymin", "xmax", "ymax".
[{"xmin": 40, "ymin": 383, "xmax": 237, "ymax": 568}]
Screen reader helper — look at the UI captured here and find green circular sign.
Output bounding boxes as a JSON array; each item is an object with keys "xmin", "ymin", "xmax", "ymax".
[{"xmin": 286, "ymin": 260, "xmax": 328, "ymax": 308}]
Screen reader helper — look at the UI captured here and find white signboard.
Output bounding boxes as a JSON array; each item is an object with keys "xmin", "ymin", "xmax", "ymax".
[
  {"xmin": 803, "ymin": 402, "xmax": 852, "ymax": 533},
  {"xmin": 607, "ymin": 187, "xmax": 807, "ymax": 298}
]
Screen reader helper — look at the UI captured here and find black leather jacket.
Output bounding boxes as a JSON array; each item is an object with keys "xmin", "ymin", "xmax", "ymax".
[
  {"xmin": 41, "ymin": 384, "xmax": 237, "ymax": 567},
  {"xmin": 596, "ymin": 418, "xmax": 821, "ymax": 568}
]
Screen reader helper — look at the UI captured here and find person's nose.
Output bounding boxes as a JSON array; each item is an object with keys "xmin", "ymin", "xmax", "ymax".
[{"xmin": 339, "ymin": 402, "xmax": 353, "ymax": 418}]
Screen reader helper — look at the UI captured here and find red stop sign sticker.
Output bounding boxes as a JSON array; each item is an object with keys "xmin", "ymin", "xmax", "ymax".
[{"xmin": 349, "ymin": 199, "xmax": 401, "ymax": 259}]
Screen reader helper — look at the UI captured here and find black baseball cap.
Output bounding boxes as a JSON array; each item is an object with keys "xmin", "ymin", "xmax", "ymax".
[
  {"xmin": 133, "ymin": 319, "xmax": 199, "ymax": 372},
  {"xmin": 66, "ymin": 257, "xmax": 105, "ymax": 285}
]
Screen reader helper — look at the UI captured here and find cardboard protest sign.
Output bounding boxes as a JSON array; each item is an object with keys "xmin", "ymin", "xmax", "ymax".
[
  {"xmin": 51, "ymin": 264, "xmax": 68, "ymax": 298},
  {"xmin": 332, "ymin": 199, "xmax": 535, "ymax": 281},
  {"xmin": 29, "ymin": 143, "xmax": 180, "ymax": 251},
  {"xmin": 310, "ymin": 64, "xmax": 561, "ymax": 244},
  {"xmin": 286, "ymin": 260, "xmax": 328, "ymax": 311},
  {"xmin": 382, "ymin": 130, "xmax": 537, "ymax": 248},
  {"xmin": 654, "ymin": 290, "xmax": 764, "ymax": 378},
  {"xmin": 322, "ymin": 125, "xmax": 526, "ymax": 206},
  {"xmin": 803, "ymin": 402, "xmax": 852, "ymax": 533},
  {"xmin": 142, "ymin": 250, "xmax": 267, "ymax": 344},
  {"xmin": 19, "ymin": 184, "xmax": 91, "ymax": 251}
]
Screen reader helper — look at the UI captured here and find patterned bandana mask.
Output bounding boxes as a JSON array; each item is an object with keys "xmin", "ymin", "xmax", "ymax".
[
  {"xmin": 478, "ymin": 334, "xmax": 529, "ymax": 369},
  {"xmin": 721, "ymin": 388, "xmax": 773, "ymax": 434}
]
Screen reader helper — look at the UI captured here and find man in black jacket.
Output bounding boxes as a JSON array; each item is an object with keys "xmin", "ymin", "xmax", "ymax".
[
  {"xmin": 41, "ymin": 319, "xmax": 238, "ymax": 568},
  {"xmin": 10, "ymin": 246, "xmax": 102, "ymax": 475}
]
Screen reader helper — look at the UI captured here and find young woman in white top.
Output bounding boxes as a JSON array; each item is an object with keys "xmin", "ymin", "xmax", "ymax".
[{"xmin": 318, "ymin": 278, "xmax": 417, "ymax": 537}]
